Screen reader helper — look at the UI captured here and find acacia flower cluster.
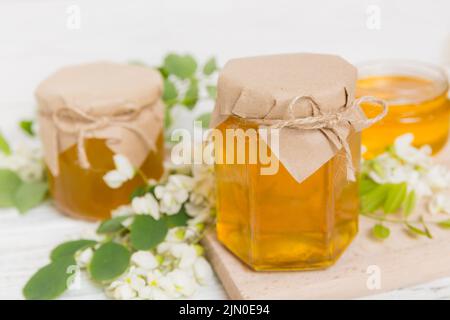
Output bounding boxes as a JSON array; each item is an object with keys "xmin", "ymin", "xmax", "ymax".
[
  {"xmin": 362, "ymin": 133, "xmax": 450, "ymax": 215},
  {"xmin": 87, "ymin": 149, "xmax": 216, "ymax": 300}
]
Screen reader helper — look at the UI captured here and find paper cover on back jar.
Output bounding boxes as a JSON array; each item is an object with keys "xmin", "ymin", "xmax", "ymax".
[{"xmin": 35, "ymin": 62, "xmax": 165, "ymax": 220}]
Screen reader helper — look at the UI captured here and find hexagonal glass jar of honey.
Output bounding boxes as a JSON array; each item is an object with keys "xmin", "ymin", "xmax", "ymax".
[{"xmin": 211, "ymin": 54, "xmax": 379, "ymax": 270}]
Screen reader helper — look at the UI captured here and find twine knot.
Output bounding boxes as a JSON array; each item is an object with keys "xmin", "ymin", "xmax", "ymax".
[
  {"xmin": 268, "ymin": 95, "xmax": 387, "ymax": 181},
  {"xmin": 51, "ymin": 106, "xmax": 155, "ymax": 169}
]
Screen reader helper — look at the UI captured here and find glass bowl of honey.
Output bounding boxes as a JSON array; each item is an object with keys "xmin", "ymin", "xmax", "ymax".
[{"xmin": 356, "ymin": 60, "xmax": 449, "ymax": 158}]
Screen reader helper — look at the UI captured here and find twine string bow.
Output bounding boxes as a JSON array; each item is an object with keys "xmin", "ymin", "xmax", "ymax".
[
  {"xmin": 52, "ymin": 106, "xmax": 155, "ymax": 169},
  {"xmin": 267, "ymin": 95, "xmax": 388, "ymax": 181}
]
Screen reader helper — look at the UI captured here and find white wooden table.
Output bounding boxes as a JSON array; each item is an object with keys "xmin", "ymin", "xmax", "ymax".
[
  {"xmin": 2, "ymin": 193, "xmax": 450, "ymax": 300},
  {"xmin": 1, "ymin": 0, "xmax": 450, "ymax": 300}
]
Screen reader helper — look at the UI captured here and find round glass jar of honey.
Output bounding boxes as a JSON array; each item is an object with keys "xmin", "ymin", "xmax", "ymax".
[
  {"xmin": 210, "ymin": 53, "xmax": 386, "ymax": 271},
  {"xmin": 356, "ymin": 60, "xmax": 449, "ymax": 158},
  {"xmin": 36, "ymin": 62, "xmax": 165, "ymax": 220}
]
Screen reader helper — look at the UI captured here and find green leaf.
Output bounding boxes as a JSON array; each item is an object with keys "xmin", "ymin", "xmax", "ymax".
[
  {"xmin": 0, "ymin": 131, "xmax": 11, "ymax": 155},
  {"xmin": 130, "ymin": 215, "xmax": 168, "ymax": 250},
  {"xmin": 163, "ymin": 78, "xmax": 178, "ymax": 102},
  {"xmin": 383, "ymin": 182, "xmax": 407, "ymax": 214},
  {"xmin": 164, "ymin": 206, "xmax": 190, "ymax": 228},
  {"xmin": 196, "ymin": 112, "xmax": 211, "ymax": 128},
  {"xmin": 359, "ymin": 176, "xmax": 377, "ymax": 195},
  {"xmin": 23, "ymin": 256, "xmax": 76, "ymax": 300},
  {"xmin": 203, "ymin": 57, "xmax": 217, "ymax": 75},
  {"xmin": 0, "ymin": 169, "xmax": 22, "ymax": 207},
  {"xmin": 130, "ymin": 185, "xmax": 147, "ymax": 200},
  {"xmin": 19, "ymin": 120, "xmax": 35, "ymax": 136},
  {"xmin": 163, "ymin": 54, "xmax": 197, "ymax": 79},
  {"xmin": 97, "ymin": 216, "xmax": 130, "ymax": 234},
  {"xmin": 13, "ymin": 181, "xmax": 48, "ymax": 213},
  {"xmin": 405, "ymin": 221, "xmax": 432, "ymax": 239},
  {"xmin": 437, "ymin": 219, "xmax": 450, "ymax": 229},
  {"xmin": 157, "ymin": 66, "xmax": 169, "ymax": 79},
  {"xmin": 372, "ymin": 224, "xmax": 390, "ymax": 240},
  {"xmin": 164, "ymin": 106, "xmax": 173, "ymax": 129},
  {"xmin": 403, "ymin": 190, "xmax": 416, "ymax": 217},
  {"xmin": 360, "ymin": 184, "xmax": 389, "ymax": 213},
  {"xmin": 50, "ymin": 240, "xmax": 97, "ymax": 261},
  {"xmin": 89, "ymin": 242, "xmax": 130, "ymax": 282},
  {"xmin": 182, "ymin": 79, "xmax": 199, "ymax": 109},
  {"xmin": 206, "ymin": 85, "xmax": 217, "ymax": 99}
]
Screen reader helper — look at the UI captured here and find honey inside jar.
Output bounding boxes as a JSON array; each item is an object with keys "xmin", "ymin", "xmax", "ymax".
[
  {"xmin": 356, "ymin": 61, "xmax": 449, "ymax": 158},
  {"xmin": 48, "ymin": 133, "xmax": 164, "ymax": 221},
  {"xmin": 215, "ymin": 116, "xmax": 361, "ymax": 270},
  {"xmin": 36, "ymin": 62, "xmax": 165, "ymax": 221}
]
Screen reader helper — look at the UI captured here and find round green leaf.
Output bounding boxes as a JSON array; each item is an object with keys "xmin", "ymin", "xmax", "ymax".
[
  {"xmin": 23, "ymin": 256, "xmax": 76, "ymax": 300},
  {"xmin": 89, "ymin": 242, "xmax": 130, "ymax": 282},
  {"xmin": 13, "ymin": 181, "xmax": 48, "ymax": 213},
  {"xmin": 163, "ymin": 54, "xmax": 197, "ymax": 79},
  {"xmin": 203, "ymin": 57, "xmax": 217, "ymax": 76},
  {"xmin": 0, "ymin": 169, "xmax": 22, "ymax": 207},
  {"xmin": 195, "ymin": 113, "xmax": 211, "ymax": 129},
  {"xmin": 163, "ymin": 78, "xmax": 178, "ymax": 102},
  {"xmin": 50, "ymin": 240, "xmax": 97, "ymax": 261},
  {"xmin": 19, "ymin": 120, "xmax": 35, "ymax": 136},
  {"xmin": 373, "ymin": 224, "xmax": 390, "ymax": 240},
  {"xmin": 130, "ymin": 215, "xmax": 168, "ymax": 250},
  {"xmin": 182, "ymin": 79, "xmax": 199, "ymax": 109},
  {"xmin": 164, "ymin": 207, "xmax": 189, "ymax": 228},
  {"xmin": 206, "ymin": 85, "xmax": 217, "ymax": 99},
  {"xmin": 0, "ymin": 132, "xmax": 11, "ymax": 155},
  {"xmin": 164, "ymin": 106, "xmax": 173, "ymax": 129},
  {"xmin": 97, "ymin": 216, "xmax": 129, "ymax": 234}
]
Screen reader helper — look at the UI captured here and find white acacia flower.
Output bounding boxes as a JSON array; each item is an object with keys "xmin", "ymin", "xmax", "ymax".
[
  {"xmin": 165, "ymin": 228, "xmax": 187, "ymax": 243},
  {"xmin": 170, "ymin": 243, "xmax": 198, "ymax": 269},
  {"xmin": 109, "ymin": 282, "xmax": 137, "ymax": 300},
  {"xmin": 126, "ymin": 274, "xmax": 146, "ymax": 291},
  {"xmin": 0, "ymin": 143, "xmax": 45, "ymax": 182},
  {"xmin": 131, "ymin": 193, "xmax": 160, "ymax": 220},
  {"xmin": 428, "ymin": 193, "xmax": 450, "ymax": 215},
  {"xmin": 166, "ymin": 269, "xmax": 197, "ymax": 297},
  {"xmin": 426, "ymin": 165, "xmax": 450, "ymax": 190},
  {"xmin": 131, "ymin": 251, "xmax": 159, "ymax": 270},
  {"xmin": 154, "ymin": 175, "xmax": 194, "ymax": 215},
  {"xmin": 191, "ymin": 164, "xmax": 216, "ymax": 205},
  {"xmin": 193, "ymin": 256, "xmax": 213, "ymax": 285},
  {"xmin": 137, "ymin": 286, "xmax": 170, "ymax": 300},
  {"xmin": 368, "ymin": 154, "xmax": 407, "ymax": 184},
  {"xmin": 185, "ymin": 202, "xmax": 211, "ymax": 218},
  {"xmin": 75, "ymin": 247, "xmax": 93, "ymax": 268},
  {"xmin": 393, "ymin": 133, "xmax": 432, "ymax": 168},
  {"xmin": 111, "ymin": 205, "xmax": 134, "ymax": 218},
  {"xmin": 103, "ymin": 154, "xmax": 135, "ymax": 189}
]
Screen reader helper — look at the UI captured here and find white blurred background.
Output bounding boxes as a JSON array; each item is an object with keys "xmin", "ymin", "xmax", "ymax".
[{"xmin": 0, "ymin": 0, "xmax": 448, "ymax": 129}]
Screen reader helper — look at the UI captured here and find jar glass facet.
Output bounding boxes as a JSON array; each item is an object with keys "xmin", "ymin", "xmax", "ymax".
[
  {"xmin": 215, "ymin": 116, "xmax": 360, "ymax": 271},
  {"xmin": 48, "ymin": 132, "xmax": 164, "ymax": 220}
]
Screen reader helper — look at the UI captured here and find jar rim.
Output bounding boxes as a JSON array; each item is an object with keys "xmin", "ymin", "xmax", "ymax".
[{"xmin": 356, "ymin": 59, "xmax": 448, "ymax": 104}]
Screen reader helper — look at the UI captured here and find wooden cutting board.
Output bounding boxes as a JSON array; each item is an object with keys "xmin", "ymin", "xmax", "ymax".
[{"xmin": 202, "ymin": 143, "xmax": 450, "ymax": 300}]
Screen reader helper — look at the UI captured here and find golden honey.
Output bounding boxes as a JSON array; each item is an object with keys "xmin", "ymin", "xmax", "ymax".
[
  {"xmin": 215, "ymin": 116, "xmax": 361, "ymax": 270},
  {"xmin": 357, "ymin": 61, "xmax": 449, "ymax": 158},
  {"xmin": 48, "ymin": 133, "xmax": 164, "ymax": 220}
]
